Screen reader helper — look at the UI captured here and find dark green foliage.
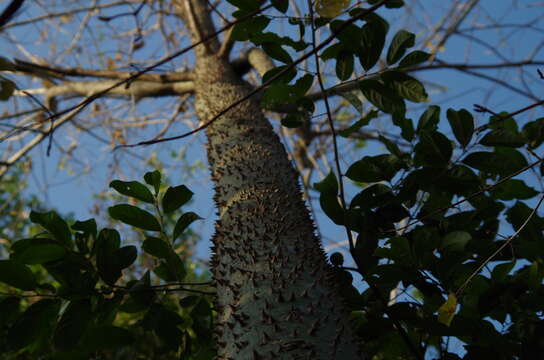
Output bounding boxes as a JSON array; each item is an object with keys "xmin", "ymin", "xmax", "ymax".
[
  {"xmin": 162, "ymin": 185, "xmax": 193, "ymax": 213},
  {"xmin": 0, "ymin": 170, "xmax": 207, "ymax": 359}
]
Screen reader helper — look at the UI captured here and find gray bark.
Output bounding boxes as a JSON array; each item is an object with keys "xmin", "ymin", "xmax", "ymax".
[{"xmin": 177, "ymin": 1, "xmax": 363, "ymax": 358}]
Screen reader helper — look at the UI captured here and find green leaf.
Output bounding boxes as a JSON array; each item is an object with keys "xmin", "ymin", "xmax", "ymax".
[
  {"xmin": 414, "ymin": 131, "xmax": 452, "ymax": 167},
  {"xmin": 162, "ymin": 185, "xmax": 193, "ymax": 213},
  {"xmin": 72, "ymin": 218, "xmax": 97, "ymax": 239},
  {"xmin": 262, "ymin": 42, "xmax": 292, "ymax": 64},
  {"xmin": 292, "ymin": 74, "xmax": 314, "ymax": 97},
  {"xmin": 398, "ymin": 50, "xmax": 431, "ymax": 68},
  {"xmin": 359, "ymin": 80, "xmax": 405, "ymax": 115},
  {"xmin": 447, "ymin": 108, "xmax": 474, "ymax": 148},
  {"xmin": 30, "ymin": 210, "xmax": 72, "ymax": 247},
  {"xmin": 0, "ymin": 79, "xmax": 15, "ymax": 101},
  {"xmin": 95, "ymin": 229, "xmax": 122, "ymax": 285},
  {"xmin": 336, "ymin": 51, "xmax": 354, "ymax": 80},
  {"xmin": 142, "ymin": 304, "xmax": 184, "ymax": 350},
  {"xmin": 387, "ymin": 30, "xmax": 415, "ymax": 65},
  {"xmin": 437, "ymin": 293, "xmax": 457, "ymax": 326},
  {"xmin": 73, "ymin": 219, "xmax": 96, "ymax": 255},
  {"xmin": 506, "ymin": 202, "xmax": 543, "ymax": 248},
  {"xmin": 0, "ymin": 260, "xmax": 37, "ymax": 290},
  {"xmin": 382, "ymin": 71, "xmax": 428, "ymax": 103},
  {"xmin": 368, "ymin": 0, "xmax": 404, "ymax": 8},
  {"xmin": 522, "ymin": 117, "xmax": 544, "ymax": 149},
  {"xmin": 156, "ymin": 255, "xmax": 186, "ymax": 282},
  {"xmin": 261, "ymin": 75, "xmax": 313, "ymax": 109},
  {"xmin": 490, "ymin": 179, "xmax": 538, "ymax": 201},
  {"xmin": 321, "ymin": 42, "xmax": 344, "ymax": 61},
  {"xmin": 125, "ymin": 271, "xmax": 155, "ymax": 310},
  {"xmin": 0, "ymin": 297, "xmax": 20, "ymax": 328},
  {"xmin": 173, "ymin": 212, "xmax": 201, "ymax": 243},
  {"xmin": 143, "ymin": 170, "xmax": 161, "ymax": 194},
  {"xmin": 462, "ymin": 149, "xmax": 527, "ymax": 176},
  {"xmin": 15, "ymin": 243, "xmax": 66, "ymax": 264},
  {"xmin": 379, "ymin": 135, "xmax": 404, "ymax": 158},
  {"xmin": 392, "ymin": 113, "xmax": 414, "ymax": 141},
  {"xmin": 143, "ymin": 237, "xmax": 171, "ymax": 258},
  {"xmin": 0, "ymin": 57, "xmax": 15, "ymax": 70},
  {"xmin": 314, "ymin": 170, "xmax": 339, "ymax": 194},
  {"xmin": 491, "ymin": 261, "xmax": 515, "ymax": 282},
  {"xmin": 179, "ymin": 295, "xmax": 200, "ymax": 308},
  {"xmin": 358, "ymin": 20, "xmax": 387, "ymax": 71},
  {"xmin": 231, "ymin": 16, "xmax": 270, "ymax": 41},
  {"xmin": 7, "ymin": 299, "xmax": 61, "ymax": 351},
  {"xmin": 350, "ymin": 184, "xmax": 394, "ymax": 210},
  {"xmin": 108, "ymin": 204, "xmax": 161, "ymax": 231},
  {"xmin": 417, "ymin": 105, "xmax": 440, "ymax": 133},
  {"xmin": 271, "ymin": 0, "xmax": 288, "ymax": 12},
  {"xmin": 281, "ymin": 112, "xmax": 305, "ymax": 128},
  {"xmin": 338, "ymin": 91, "xmax": 363, "ymax": 113},
  {"xmin": 262, "ymin": 65, "xmax": 297, "ymax": 84},
  {"xmin": 227, "ymin": 0, "xmax": 261, "ymax": 10},
  {"xmin": 339, "ymin": 110, "xmax": 378, "ymax": 137},
  {"xmin": 54, "ymin": 300, "xmax": 92, "ymax": 350},
  {"xmin": 143, "ymin": 237, "xmax": 186, "ymax": 281},
  {"xmin": 84, "ymin": 325, "xmax": 133, "ymax": 351},
  {"xmin": 346, "ymin": 154, "xmax": 403, "ymax": 182},
  {"xmin": 250, "ymin": 32, "xmax": 309, "ymax": 51},
  {"xmin": 114, "ymin": 245, "xmax": 137, "ymax": 270},
  {"xmin": 316, "ymin": 0, "xmax": 351, "ymax": 17},
  {"xmin": 109, "ymin": 180, "xmax": 155, "ymax": 203},
  {"xmin": 314, "ymin": 172, "xmax": 344, "ymax": 225},
  {"xmin": 479, "ymin": 128, "xmax": 526, "ymax": 148},
  {"xmin": 441, "ymin": 231, "xmax": 471, "ymax": 252}
]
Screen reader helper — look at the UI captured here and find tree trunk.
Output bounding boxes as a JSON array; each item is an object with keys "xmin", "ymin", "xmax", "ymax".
[{"xmin": 177, "ymin": 1, "xmax": 362, "ymax": 358}]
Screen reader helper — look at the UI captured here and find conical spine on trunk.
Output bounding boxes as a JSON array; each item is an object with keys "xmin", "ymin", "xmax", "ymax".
[{"xmin": 178, "ymin": 1, "xmax": 363, "ymax": 358}]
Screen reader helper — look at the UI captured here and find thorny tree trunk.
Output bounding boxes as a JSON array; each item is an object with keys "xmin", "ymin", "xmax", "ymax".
[{"xmin": 177, "ymin": 1, "xmax": 362, "ymax": 359}]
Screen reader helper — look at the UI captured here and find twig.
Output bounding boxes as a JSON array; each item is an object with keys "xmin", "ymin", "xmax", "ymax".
[
  {"xmin": 455, "ymin": 193, "xmax": 544, "ymax": 297},
  {"xmin": 119, "ymin": 0, "xmax": 391, "ymax": 148}
]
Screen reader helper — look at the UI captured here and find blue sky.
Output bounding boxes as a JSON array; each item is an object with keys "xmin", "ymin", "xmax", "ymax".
[{"xmin": 3, "ymin": 0, "xmax": 541, "ymax": 261}]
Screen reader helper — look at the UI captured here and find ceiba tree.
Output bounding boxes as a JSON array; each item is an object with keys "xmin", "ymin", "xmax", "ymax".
[{"xmin": 175, "ymin": 0, "xmax": 361, "ymax": 358}]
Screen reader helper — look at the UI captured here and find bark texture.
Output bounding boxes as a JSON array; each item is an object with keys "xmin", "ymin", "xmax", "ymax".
[{"xmin": 178, "ymin": 1, "xmax": 363, "ymax": 358}]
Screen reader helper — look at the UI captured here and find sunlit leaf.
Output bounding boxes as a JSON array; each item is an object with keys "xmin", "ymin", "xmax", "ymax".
[
  {"xmin": 437, "ymin": 293, "xmax": 457, "ymax": 326},
  {"xmin": 316, "ymin": 0, "xmax": 351, "ymax": 18}
]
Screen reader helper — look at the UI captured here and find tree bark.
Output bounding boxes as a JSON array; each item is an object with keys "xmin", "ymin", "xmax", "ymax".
[{"xmin": 176, "ymin": 1, "xmax": 363, "ymax": 359}]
